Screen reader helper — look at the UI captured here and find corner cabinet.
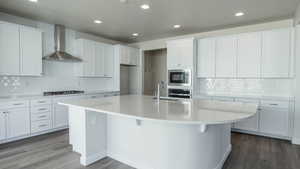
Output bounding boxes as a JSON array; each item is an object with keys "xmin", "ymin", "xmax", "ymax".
[
  {"xmin": 167, "ymin": 38, "xmax": 195, "ymax": 69},
  {"xmin": 0, "ymin": 22, "xmax": 43, "ymax": 76},
  {"xmin": 75, "ymin": 39, "xmax": 115, "ymax": 78}
]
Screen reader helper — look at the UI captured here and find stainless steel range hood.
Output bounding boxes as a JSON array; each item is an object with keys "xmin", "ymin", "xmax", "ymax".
[{"xmin": 43, "ymin": 25, "xmax": 82, "ymax": 62}]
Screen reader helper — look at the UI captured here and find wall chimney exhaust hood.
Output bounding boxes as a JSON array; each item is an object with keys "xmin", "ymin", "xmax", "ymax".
[{"xmin": 43, "ymin": 25, "xmax": 82, "ymax": 62}]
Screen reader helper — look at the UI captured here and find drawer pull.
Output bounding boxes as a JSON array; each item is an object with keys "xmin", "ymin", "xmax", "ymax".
[
  {"xmin": 38, "ymin": 101, "xmax": 46, "ymax": 103},
  {"xmin": 38, "ymin": 108, "xmax": 47, "ymax": 111},
  {"xmin": 269, "ymin": 104, "xmax": 279, "ymax": 106},
  {"xmin": 39, "ymin": 124, "xmax": 48, "ymax": 128},
  {"xmin": 13, "ymin": 103, "xmax": 24, "ymax": 106},
  {"xmin": 38, "ymin": 115, "xmax": 47, "ymax": 118}
]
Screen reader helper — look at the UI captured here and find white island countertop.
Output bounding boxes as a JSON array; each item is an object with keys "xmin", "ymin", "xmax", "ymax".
[{"xmin": 60, "ymin": 95, "xmax": 258, "ymax": 125}]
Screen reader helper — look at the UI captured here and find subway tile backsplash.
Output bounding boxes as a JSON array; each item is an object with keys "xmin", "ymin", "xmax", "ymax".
[{"xmin": 194, "ymin": 78, "xmax": 294, "ymax": 97}]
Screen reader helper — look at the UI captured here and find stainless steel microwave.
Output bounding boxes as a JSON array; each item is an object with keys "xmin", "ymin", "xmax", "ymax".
[{"xmin": 168, "ymin": 69, "xmax": 192, "ymax": 87}]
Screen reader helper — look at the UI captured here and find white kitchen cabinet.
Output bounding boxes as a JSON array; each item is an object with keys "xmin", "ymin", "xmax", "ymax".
[
  {"xmin": 53, "ymin": 100, "xmax": 69, "ymax": 128},
  {"xmin": 197, "ymin": 38, "xmax": 216, "ymax": 78},
  {"xmin": 215, "ymin": 35, "xmax": 237, "ymax": 78},
  {"xmin": 167, "ymin": 38, "xmax": 194, "ymax": 69},
  {"xmin": 259, "ymin": 101, "xmax": 289, "ymax": 137},
  {"xmin": 6, "ymin": 108, "xmax": 30, "ymax": 139},
  {"xmin": 262, "ymin": 28, "xmax": 291, "ymax": 78},
  {"xmin": 95, "ymin": 42, "xmax": 105, "ymax": 77},
  {"xmin": 118, "ymin": 45, "xmax": 139, "ymax": 66},
  {"xmin": 237, "ymin": 32, "xmax": 262, "ymax": 77},
  {"xmin": 19, "ymin": 26, "xmax": 43, "ymax": 76},
  {"xmin": 234, "ymin": 99, "xmax": 260, "ymax": 132},
  {"xmin": 82, "ymin": 39, "xmax": 96, "ymax": 76},
  {"xmin": 103, "ymin": 43, "xmax": 115, "ymax": 77},
  {"xmin": 0, "ymin": 112, "xmax": 5, "ymax": 141},
  {"xmin": 0, "ymin": 22, "xmax": 20, "ymax": 75}
]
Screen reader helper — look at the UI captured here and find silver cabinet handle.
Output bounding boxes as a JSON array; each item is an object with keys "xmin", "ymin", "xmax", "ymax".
[
  {"xmin": 38, "ymin": 108, "xmax": 47, "ymax": 111},
  {"xmin": 38, "ymin": 115, "xmax": 47, "ymax": 118},
  {"xmin": 39, "ymin": 124, "xmax": 47, "ymax": 127},
  {"xmin": 13, "ymin": 103, "xmax": 23, "ymax": 106},
  {"xmin": 269, "ymin": 104, "xmax": 279, "ymax": 106},
  {"xmin": 38, "ymin": 101, "xmax": 46, "ymax": 103}
]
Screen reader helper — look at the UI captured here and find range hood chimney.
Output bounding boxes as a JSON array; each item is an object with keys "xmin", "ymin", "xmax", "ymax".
[{"xmin": 43, "ymin": 25, "xmax": 82, "ymax": 62}]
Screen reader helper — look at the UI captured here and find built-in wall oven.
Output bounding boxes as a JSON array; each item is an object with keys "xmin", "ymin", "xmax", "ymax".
[
  {"xmin": 168, "ymin": 88, "xmax": 192, "ymax": 99},
  {"xmin": 168, "ymin": 69, "xmax": 191, "ymax": 87}
]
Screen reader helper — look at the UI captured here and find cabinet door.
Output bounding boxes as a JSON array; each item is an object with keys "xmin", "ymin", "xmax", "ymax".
[
  {"xmin": 167, "ymin": 39, "xmax": 194, "ymax": 69},
  {"xmin": 0, "ymin": 112, "xmax": 5, "ymax": 140},
  {"xmin": 120, "ymin": 45, "xmax": 129, "ymax": 65},
  {"xmin": 95, "ymin": 43, "xmax": 105, "ymax": 76},
  {"xmin": 0, "ymin": 23, "xmax": 20, "ymax": 75},
  {"xmin": 197, "ymin": 38, "xmax": 216, "ymax": 77},
  {"xmin": 53, "ymin": 102, "xmax": 69, "ymax": 128},
  {"xmin": 104, "ymin": 44, "xmax": 114, "ymax": 77},
  {"xmin": 235, "ymin": 112, "xmax": 259, "ymax": 132},
  {"xmin": 237, "ymin": 32, "xmax": 262, "ymax": 77},
  {"xmin": 262, "ymin": 28, "xmax": 291, "ymax": 78},
  {"xmin": 216, "ymin": 35, "xmax": 237, "ymax": 77},
  {"xmin": 20, "ymin": 26, "xmax": 43, "ymax": 76},
  {"xmin": 129, "ymin": 47, "xmax": 139, "ymax": 65},
  {"xmin": 82, "ymin": 40, "xmax": 95, "ymax": 76},
  {"xmin": 260, "ymin": 108, "xmax": 289, "ymax": 136},
  {"xmin": 6, "ymin": 108, "xmax": 30, "ymax": 139}
]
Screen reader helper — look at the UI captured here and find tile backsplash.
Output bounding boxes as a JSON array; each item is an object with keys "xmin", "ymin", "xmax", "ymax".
[{"xmin": 194, "ymin": 78, "xmax": 295, "ymax": 97}]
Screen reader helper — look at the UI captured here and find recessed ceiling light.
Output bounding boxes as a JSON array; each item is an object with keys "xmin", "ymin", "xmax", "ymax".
[
  {"xmin": 94, "ymin": 20, "xmax": 102, "ymax": 24},
  {"xmin": 173, "ymin": 25, "xmax": 181, "ymax": 29},
  {"xmin": 132, "ymin": 33, "xmax": 139, "ymax": 37},
  {"xmin": 140, "ymin": 4, "xmax": 150, "ymax": 10},
  {"xmin": 235, "ymin": 12, "xmax": 244, "ymax": 17},
  {"xmin": 28, "ymin": 0, "xmax": 38, "ymax": 2}
]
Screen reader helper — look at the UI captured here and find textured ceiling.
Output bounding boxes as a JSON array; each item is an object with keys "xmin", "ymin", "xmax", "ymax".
[{"xmin": 0, "ymin": 0, "xmax": 299, "ymax": 42}]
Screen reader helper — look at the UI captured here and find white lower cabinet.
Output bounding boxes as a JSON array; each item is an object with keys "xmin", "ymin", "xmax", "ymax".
[
  {"xmin": 234, "ymin": 99, "xmax": 259, "ymax": 132},
  {"xmin": 0, "ymin": 112, "xmax": 5, "ymax": 141},
  {"xmin": 53, "ymin": 100, "xmax": 69, "ymax": 128},
  {"xmin": 259, "ymin": 108, "xmax": 289, "ymax": 137},
  {"xmin": 6, "ymin": 107, "xmax": 30, "ymax": 139}
]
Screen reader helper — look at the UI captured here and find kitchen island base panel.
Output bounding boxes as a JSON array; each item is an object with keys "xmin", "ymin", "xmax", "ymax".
[{"xmin": 69, "ymin": 107, "xmax": 232, "ymax": 169}]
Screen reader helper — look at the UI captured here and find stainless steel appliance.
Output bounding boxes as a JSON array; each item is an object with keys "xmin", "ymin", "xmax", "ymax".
[
  {"xmin": 168, "ymin": 88, "xmax": 192, "ymax": 99},
  {"xmin": 43, "ymin": 25, "xmax": 82, "ymax": 62},
  {"xmin": 43, "ymin": 90, "xmax": 84, "ymax": 96},
  {"xmin": 168, "ymin": 69, "xmax": 191, "ymax": 87}
]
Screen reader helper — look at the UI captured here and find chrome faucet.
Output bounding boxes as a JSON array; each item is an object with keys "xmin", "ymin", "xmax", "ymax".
[{"xmin": 154, "ymin": 83, "xmax": 160, "ymax": 101}]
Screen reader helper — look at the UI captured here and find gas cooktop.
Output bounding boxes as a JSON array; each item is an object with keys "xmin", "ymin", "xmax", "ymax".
[{"xmin": 43, "ymin": 90, "xmax": 84, "ymax": 96}]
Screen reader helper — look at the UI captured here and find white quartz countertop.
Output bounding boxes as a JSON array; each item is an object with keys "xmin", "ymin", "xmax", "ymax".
[{"xmin": 59, "ymin": 95, "xmax": 258, "ymax": 125}]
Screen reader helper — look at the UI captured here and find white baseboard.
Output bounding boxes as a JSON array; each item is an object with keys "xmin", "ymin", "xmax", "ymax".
[
  {"xmin": 292, "ymin": 137, "xmax": 300, "ymax": 145},
  {"xmin": 214, "ymin": 144, "xmax": 232, "ymax": 169},
  {"xmin": 80, "ymin": 151, "xmax": 107, "ymax": 166}
]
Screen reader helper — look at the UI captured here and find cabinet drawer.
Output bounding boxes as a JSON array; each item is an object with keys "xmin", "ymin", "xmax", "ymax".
[
  {"xmin": 31, "ymin": 111, "xmax": 50, "ymax": 121},
  {"xmin": 31, "ymin": 120, "xmax": 51, "ymax": 133},
  {"xmin": 0, "ymin": 100, "xmax": 29, "ymax": 109},
  {"xmin": 31, "ymin": 99, "xmax": 51, "ymax": 106},
  {"xmin": 31, "ymin": 105, "xmax": 51, "ymax": 114},
  {"xmin": 261, "ymin": 100, "xmax": 289, "ymax": 109}
]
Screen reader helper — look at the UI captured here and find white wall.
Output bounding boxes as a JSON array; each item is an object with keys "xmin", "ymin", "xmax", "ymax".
[
  {"xmin": 131, "ymin": 19, "xmax": 293, "ymax": 51},
  {"xmin": 0, "ymin": 12, "xmax": 121, "ymax": 96}
]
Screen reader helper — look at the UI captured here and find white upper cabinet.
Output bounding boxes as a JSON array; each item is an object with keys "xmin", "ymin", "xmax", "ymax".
[
  {"xmin": 0, "ymin": 22, "xmax": 20, "ymax": 75},
  {"xmin": 118, "ymin": 45, "xmax": 139, "ymax": 66},
  {"xmin": 237, "ymin": 32, "xmax": 262, "ymax": 77},
  {"xmin": 215, "ymin": 35, "xmax": 237, "ymax": 78},
  {"xmin": 197, "ymin": 38, "xmax": 216, "ymax": 78},
  {"xmin": 0, "ymin": 22, "xmax": 43, "ymax": 76},
  {"xmin": 76, "ymin": 39, "xmax": 115, "ymax": 78},
  {"xmin": 103, "ymin": 44, "xmax": 114, "ymax": 77},
  {"xmin": 95, "ymin": 42, "xmax": 105, "ymax": 77},
  {"xmin": 262, "ymin": 28, "xmax": 291, "ymax": 78},
  {"xmin": 19, "ymin": 26, "xmax": 43, "ymax": 76},
  {"xmin": 167, "ymin": 38, "xmax": 194, "ymax": 69}
]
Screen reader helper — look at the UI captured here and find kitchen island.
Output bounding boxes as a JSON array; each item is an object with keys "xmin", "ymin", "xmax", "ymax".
[{"xmin": 60, "ymin": 95, "xmax": 258, "ymax": 169}]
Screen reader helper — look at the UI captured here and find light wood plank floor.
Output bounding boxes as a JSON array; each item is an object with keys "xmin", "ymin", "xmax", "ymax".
[{"xmin": 0, "ymin": 130, "xmax": 299, "ymax": 169}]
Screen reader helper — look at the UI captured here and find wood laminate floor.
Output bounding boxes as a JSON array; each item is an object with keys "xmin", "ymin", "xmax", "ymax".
[{"xmin": 0, "ymin": 130, "xmax": 299, "ymax": 169}]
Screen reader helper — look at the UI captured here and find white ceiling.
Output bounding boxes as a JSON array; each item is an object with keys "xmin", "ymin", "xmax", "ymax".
[{"xmin": 0, "ymin": 0, "xmax": 299, "ymax": 43}]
